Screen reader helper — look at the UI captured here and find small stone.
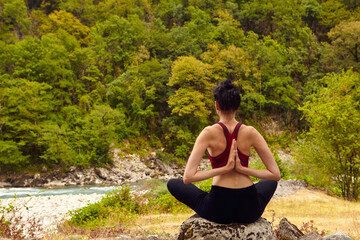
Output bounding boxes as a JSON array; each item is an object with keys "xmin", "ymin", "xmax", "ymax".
[
  {"xmin": 146, "ymin": 235, "xmax": 160, "ymax": 239},
  {"xmin": 63, "ymin": 235, "xmax": 84, "ymax": 240},
  {"xmin": 299, "ymin": 232, "xmax": 324, "ymax": 240},
  {"xmin": 40, "ymin": 166, "xmax": 48, "ymax": 173},
  {"xmin": 69, "ymin": 166, "xmax": 77, "ymax": 172},
  {"xmin": 115, "ymin": 235, "xmax": 132, "ymax": 239},
  {"xmin": 324, "ymin": 232, "xmax": 352, "ymax": 240}
]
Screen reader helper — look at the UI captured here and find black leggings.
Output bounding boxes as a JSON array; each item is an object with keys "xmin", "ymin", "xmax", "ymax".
[{"xmin": 167, "ymin": 179, "xmax": 277, "ymax": 224}]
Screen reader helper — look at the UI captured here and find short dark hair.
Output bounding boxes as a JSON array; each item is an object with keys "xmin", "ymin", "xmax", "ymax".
[{"xmin": 213, "ymin": 79, "xmax": 241, "ymax": 113}]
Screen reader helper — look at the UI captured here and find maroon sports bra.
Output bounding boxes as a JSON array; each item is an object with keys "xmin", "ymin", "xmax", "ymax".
[{"xmin": 208, "ymin": 122, "xmax": 249, "ymax": 169}]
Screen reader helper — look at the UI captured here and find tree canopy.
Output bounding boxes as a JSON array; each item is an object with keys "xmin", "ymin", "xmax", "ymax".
[{"xmin": 0, "ymin": 0, "xmax": 359, "ymax": 199}]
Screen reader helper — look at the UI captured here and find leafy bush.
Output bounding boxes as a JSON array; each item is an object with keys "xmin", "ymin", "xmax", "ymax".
[
  {"xmin": 149, "ymin": 192, "xmax": 189, "ymax": 214},
  {"xmin": 0, "ymin": 140, "xmax": 29, "ymax": 171},
  {"xmin": 69, "ymin": 186, "xmax": 147, "ymax": 227}
]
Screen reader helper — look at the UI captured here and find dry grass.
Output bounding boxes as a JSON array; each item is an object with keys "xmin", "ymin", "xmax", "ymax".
[
  {"xmin": 128, "ymin": 213, "xmax": 194, "ymax": 234},
  {"xmin": 263, "ymin": 189, "xmax": 360, "ymax": 239},
  {"xmin": 130, "ymin": 189, "xmax": 360, "ymax": 239}
]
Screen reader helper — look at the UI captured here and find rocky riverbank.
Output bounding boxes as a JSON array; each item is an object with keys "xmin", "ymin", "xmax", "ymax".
[
  {"xmin": 0, "ymin": 151, "xmax": 322, "ymax": 238},
  {"xmin": 0, "ymin": 193, "xmax": 103, "ymax": 237},
  {"xmin": 0, "ymin": 179, "xmax": 310, "ymax": 238},
  {"xmin": 0, "ymin": 150, "xmax": 189, "ymax": 188}
]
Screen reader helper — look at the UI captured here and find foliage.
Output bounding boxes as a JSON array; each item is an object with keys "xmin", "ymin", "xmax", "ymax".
[
  {"xmin": 164, "ymin": 56, "xmax": 213, "ymax": 157},
  {"xmin": 328, "ymin": 21, "xmax": 360, "ymax": 72},
  {"xmin": 40, "ymin": 10, "xmax": 91, "ymax": 45},
  {"xmin": 68, "ymin": 184, "xmax": 189, "ymax": 229},
  {"xmin": 69, "ymin": 186, "xmax": 147, "ymax": 227},
  {"xmin": 296, "ymin": 70, "xmax": 360, "ymax": 200},
  {"xmin": 0, "ymin": 140, "xmax": 29, "ymax": 171},
  {"xmin": 0, "ymin": 0, "xmax": 358, "ymax": 199},
  {"xmin": 0, "ymin": 0, "xmax": 30, "ymax": 41}
]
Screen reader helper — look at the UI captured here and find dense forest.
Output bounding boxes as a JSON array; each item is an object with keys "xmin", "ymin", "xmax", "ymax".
[{"xmin": 0, "ymin": 0, "xmax": 359, "ymax": 199}]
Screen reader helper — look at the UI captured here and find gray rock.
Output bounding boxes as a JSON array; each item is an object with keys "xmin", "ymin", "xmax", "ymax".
[
  {"xmin": 40, "ymin": 165, "xmax": 48, "ymax": 173},
  {"xmin": 115, "ymin": 235, "xmax": 132, "ymax": 239},
  {"xmin": 324, "ymin": 232, "xmax": 352, "ymax": 240},
  {"xmin": 274, "ymin": 179, "xmax": 309, "ymax": 198},
  {"xmin": 0, "ymin": 181, "xmax": 11, "ymax": 187},
  {"xmin": 146, "ymin": 235, "xmax": 160, "ymax": 239},
  {"xmin": 178, "ymin": 214, "xmax": 276, "ymax": 240},
  {"xmin": 299, "ymin": 232, "xmax": 324, "ymax": 240},
  {"xmin": 95, "ymin": 167, "xmax": 110, "ymax": 180},
  {"xmin": 278, "ymin": 217, "xmax": 304, "ymax": 240},
  {"xmin": 155, "ymin": 159, "xmax": 174, "ymax": 174}
]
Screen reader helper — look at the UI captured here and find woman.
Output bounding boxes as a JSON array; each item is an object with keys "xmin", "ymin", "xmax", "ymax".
[{"xmin": 167, "ymin": 79, "xmax": 280, "ymax": 224}]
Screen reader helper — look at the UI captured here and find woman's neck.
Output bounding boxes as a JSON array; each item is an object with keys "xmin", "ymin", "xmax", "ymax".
[{"xmin": 218, "ymin": 112, "xmax": 237, "ymax": 124}]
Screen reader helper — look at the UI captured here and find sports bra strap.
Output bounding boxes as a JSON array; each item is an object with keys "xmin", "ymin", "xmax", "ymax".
[
  {"xmin": 234, "ymin": 122, "xmax": 242, "ymax": 138},
  {"xmin": 217, "ymin": 122, "xmax": 242, "ymax": 135}
]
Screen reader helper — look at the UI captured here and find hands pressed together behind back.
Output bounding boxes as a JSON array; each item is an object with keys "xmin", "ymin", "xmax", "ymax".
[{"xmin": 224, "ymin": 139, "xmax": 245, "ymax": 174}]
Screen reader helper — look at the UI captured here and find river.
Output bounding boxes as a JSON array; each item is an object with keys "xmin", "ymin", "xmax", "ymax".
[
  {"xmin": 0, "ymin": 180, "xmax": 155, "ymax": 199},
  {"xmin": 0, "ymin": 185, "xmax": 119, "ymax": 199}
]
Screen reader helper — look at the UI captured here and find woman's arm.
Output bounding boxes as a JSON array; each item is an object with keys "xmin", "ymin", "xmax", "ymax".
[
  {"xmin": 235, "ymin": 127, "xmax": 281, "ymax": 181},
  {"xmin": 183, "ymin": 129, "xmax": 236, "ymax": 184}
]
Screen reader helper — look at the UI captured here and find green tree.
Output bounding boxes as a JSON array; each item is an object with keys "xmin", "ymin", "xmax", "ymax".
[
  {"xmin": 0, "ymin": 77, "xmax": 55, "ymax": 164},
  {"xmin": 298, "ymin": 70, "xmax": 360, "ymax": 200},
  {"xmin": 201, "ymin": 43, "xmax": 263, "ymax": 116},
  {"xmin": 1, "ymin": 0, "xmax": 31, "ymax": 41},
  {"xmin": 152, "ymin": 0, "xmax": 188, "ymax": 29},
  {"xmin": 0, "ymin": 140, "xmax": 29, "ymax": 171},
  {"xmin": 211, "ymin": 9, "xmax": 245, "ymax": 47},
  {"xmin": 340, "ymin": 0, "xmax": 360, "ymax": 9},
  {"xmin": 328, "ymin": 21, "xmax": 360, "ymax": 71},
  {"xmin": 319, "ymin": 0, "xmax": 350, "ymax": 32},
  {"xmin": 96, "ymin": 0, "xmax": 152, "ymax": 22},
  {"xmin": 107, "ymin": 59, "xmax": 170, "ymax": 139},
  {"xmin": 81, "ymin": 105, "xmax": 126, "ymax": 166},
  {"xmin": 89, "ymin": 15, "xmax": 146, "ymax": 79},
  {"xmin": 164, "ymin": 56, "xmax": 213, "ymax": 157},
  {"xmin": 38, "ymin": 122, "xmax": 77, "ymax": 167},
  {"xmin": 40, "ymin": 10, "xmax": 91, "ymax": 45},
  {"xmin": 6, "ymin": 34, "xmax": 81, "ymax": 104},
  {"xmin": 146, "ymin": 18, "xmax": 172, "ymax": 59},
  {"xmin": 301, "ymin": 0, "xmax": 322, "ymax": 36},
  {"xmin": 242, "ymin": 33, "xmax": 299, "ymax": 117},
  {"xmin": 167, "ymin": 6, "xmax": 215, "ymax": 59},
  {"xmin": 59, "ymin": 0, "xmax": 98, "ymax": 25}
]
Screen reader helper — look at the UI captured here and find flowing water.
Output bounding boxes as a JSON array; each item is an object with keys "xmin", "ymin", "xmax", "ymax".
[
  {"xmin": 0, "ymin": 180, "xmax": 154, "ymax": 199},
  {"xmin": 0, "ymin": 180, "xmax": 166, "ymax": 199},
  {"xmin": 0, "ymin": 185, "xmax": 120, "ymax": 199}
]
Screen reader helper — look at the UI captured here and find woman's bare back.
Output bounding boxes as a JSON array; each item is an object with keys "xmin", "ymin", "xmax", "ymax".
[{"xmin": 206, "ymin": 122, "xmax": 254, "ymax": 188}]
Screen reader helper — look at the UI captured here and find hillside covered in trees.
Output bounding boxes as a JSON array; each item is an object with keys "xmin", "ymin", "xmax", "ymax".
[{"xmin": 0, "ymin": 0, "xmax": 359, "ymax": 199}]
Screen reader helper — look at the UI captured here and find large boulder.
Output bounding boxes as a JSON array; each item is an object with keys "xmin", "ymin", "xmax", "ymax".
[{"xmin": 178, "ymin": 214, "xmax": 276, "ymax": 240}]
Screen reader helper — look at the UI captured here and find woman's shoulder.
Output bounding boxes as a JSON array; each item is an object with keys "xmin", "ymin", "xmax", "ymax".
[
  {"xmin": 195, "ymin": 124, "xmax": 221, "ymax": 143},
  {"xmin": 202, "ymin": 123, "xmax": 223, "ymax": 134},
  {"xmin": 198, "ymin": 123, "xmax": 223, "ymax": 137},
  {"xmin": 238, "ymin": 124, "xmax": 259, "ymax": 136}
]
